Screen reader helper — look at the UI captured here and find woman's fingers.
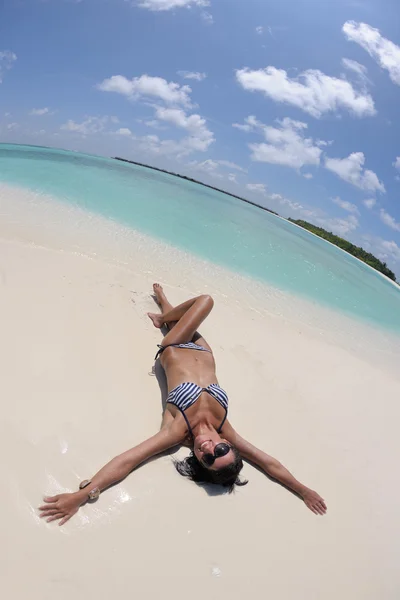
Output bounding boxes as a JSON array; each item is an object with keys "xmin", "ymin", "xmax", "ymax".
[
  {"xmin": 39, "ymin": 509, "xmax": 60, "ymax": 518},
  {"xmin": 314, "ymin": 502, "xmax": 326, "ymax": 515},
  {"xmin": 46, "ymin": 513, "xmax": 64, "ymax": 523},
  {"xmin": 39, "ymin": 503, "xmax": 58, "ymax": 511},
  {"xmin": 43, "ymin": 495, "xmax": 59, "ymax": 503},
  {"xmin": 59, "ymin": 515, "xmax": 71, "ymax": 527}
]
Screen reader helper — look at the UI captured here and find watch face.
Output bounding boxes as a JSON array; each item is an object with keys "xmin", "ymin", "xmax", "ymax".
[{"xmin": 88, "ymin": 487, "xmax": 100, "ymax": 500}]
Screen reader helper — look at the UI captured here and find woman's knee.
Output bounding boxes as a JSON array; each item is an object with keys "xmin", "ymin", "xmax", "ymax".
[
  {"xmin": 199, "ymin": 294, "xmax": 214, "ymax": 309},
  {"xmin": 199, "ymin": 294, "xmax": 214, "ymax": 308}
]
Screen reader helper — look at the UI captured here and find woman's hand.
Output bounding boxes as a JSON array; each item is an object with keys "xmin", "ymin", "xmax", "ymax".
[
  {"xmin": 302, "ymin": 488, "xmax": 327, "ymax": 515},
  {"xmin": 38, "ymin": 492, "xmax": 85, "ymax": 526}
]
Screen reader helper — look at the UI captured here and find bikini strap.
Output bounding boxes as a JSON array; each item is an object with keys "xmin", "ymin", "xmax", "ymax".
[
  {"xmin": 217, "ymin": 410, "xmax": 228, "ymax": 433},
  {"xmin": 155, "ymin": 343, "xmax": 178, "ymax": 361},
  {"xmin": 175, "ymin": 406, "xmax": 195, "ymax": 439},
  {"xmin": 154, "ymin": 344, "xmax": 164, "ymax": 360}
]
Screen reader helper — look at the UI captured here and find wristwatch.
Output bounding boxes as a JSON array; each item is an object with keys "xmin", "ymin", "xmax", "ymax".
[{"xmin": 79, "ymin": 479, "xmax": 101, "ymax": 500}]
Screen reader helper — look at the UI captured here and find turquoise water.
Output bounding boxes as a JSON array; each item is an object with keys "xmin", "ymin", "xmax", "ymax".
[{"xmin": 1, "ymin": 143, "xmax": 400, "ymax": 332}]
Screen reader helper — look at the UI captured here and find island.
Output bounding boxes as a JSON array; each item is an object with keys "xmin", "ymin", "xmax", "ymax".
[
  {"xmin": 289, "ymin": 219, "xmax": 397, "ymax": 283},
  {"xmin": 113, "ymin": 157, "xmax": 279, "ymax": 216}
]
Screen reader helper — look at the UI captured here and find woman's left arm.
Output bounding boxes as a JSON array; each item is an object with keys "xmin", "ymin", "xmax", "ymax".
[
  {"xmin": 227, "ymin": 428, "xmax": 327, "ymax": 515},
  {"xmin": 39, "ymin": 424, "xmax": 182, "ymax": 525}
]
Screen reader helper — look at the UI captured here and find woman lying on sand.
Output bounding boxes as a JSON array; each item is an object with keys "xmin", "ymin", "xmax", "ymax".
[{"xmin": 39, "ymin": 284, "xmax": 327, "ymax": 525}]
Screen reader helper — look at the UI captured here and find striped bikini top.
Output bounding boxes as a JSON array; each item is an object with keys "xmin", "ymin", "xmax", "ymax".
[{"xmin": 167, "ymin": 382, "xmax": 229, "ymax": 437}]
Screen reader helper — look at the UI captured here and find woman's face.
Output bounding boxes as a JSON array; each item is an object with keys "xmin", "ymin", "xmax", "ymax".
[{"xmin": 193, "ymin": 433, "xmax": 234, "ymax": 469}]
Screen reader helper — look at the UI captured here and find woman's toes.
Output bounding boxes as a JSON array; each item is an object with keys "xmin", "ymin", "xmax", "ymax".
[{"xmin": 153, "ymin": 283, "xmax": 163, "ymax": 294}]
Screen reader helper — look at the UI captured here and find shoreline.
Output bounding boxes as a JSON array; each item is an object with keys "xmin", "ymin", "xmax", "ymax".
[
  {"xmin": 2, "ymin": 144, "xmax": 395, "ymax": 285},
  {"xmin": 1, "ymin": 181, "xmax": 399, "ymax": 374},
  {"xmin": 114, "ymin": 156, "xmax": 398, "ymax": 285},
  {"xmin": 0, "ymin": 184, "xmax": 400, "ymax": 370}
]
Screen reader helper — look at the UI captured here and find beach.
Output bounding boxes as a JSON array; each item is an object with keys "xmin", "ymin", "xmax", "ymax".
[{"xmin": 1, "ymin": 183, "xmax": 400, "ymax": 599}]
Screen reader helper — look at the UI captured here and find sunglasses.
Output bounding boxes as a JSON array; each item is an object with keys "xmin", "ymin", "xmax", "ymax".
[{"xmin": 202, "ymin": 442, "xmax": 231, "ymax": 467}]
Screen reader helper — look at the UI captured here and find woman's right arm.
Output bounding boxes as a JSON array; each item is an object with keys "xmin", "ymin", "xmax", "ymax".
[
  {"xmin": 224, "ymin": 424, "xmax": 327, "ymax": 515},
  {"xmin": 39, "ymin": 425, "xmax": 181, "ymax": 525}
]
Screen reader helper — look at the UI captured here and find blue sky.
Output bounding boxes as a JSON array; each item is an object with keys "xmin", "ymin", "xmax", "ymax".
[{"xmin": 1, "ymin": 0, "xmax": 400, "ymax": 275}]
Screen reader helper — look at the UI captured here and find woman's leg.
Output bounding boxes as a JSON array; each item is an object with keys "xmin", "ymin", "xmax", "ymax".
[
  {"xmin": 150, "ymin": 283, "xmax": 211, "ymax": 350},
  {"xmin": 151, "ymin": 283, "xmax": 177, "ymax": 330},
  {"xmin": 148, "ymin": 286, "xmax": 214, "ymax": 346}
]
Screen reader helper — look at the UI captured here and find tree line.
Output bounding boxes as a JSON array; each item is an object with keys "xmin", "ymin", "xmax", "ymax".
[{"xmin": 289, "ymin": 219, "xmax": 397, "ymax": 282}]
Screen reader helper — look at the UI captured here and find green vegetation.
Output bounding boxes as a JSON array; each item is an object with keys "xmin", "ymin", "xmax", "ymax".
[{"xmin": 289, "ymin": 219, "xmax": 397, "ymax": 283}]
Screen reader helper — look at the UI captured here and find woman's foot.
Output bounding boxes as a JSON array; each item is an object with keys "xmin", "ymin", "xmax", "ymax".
[
  {"xmin": 152, "ymin": 283, "xmax": 166, "ymax": 307},
  {"xmin": 147, "ymin": 312, "xmax": 164, "ymax": 328},
  {"xmin": 151, "ymin": 283, "xmax": 177, "ymax": 331}
]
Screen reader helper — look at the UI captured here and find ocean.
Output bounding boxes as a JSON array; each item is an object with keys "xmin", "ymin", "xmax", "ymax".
[{"xmin": 1, "ymin": 143, "xmax": 399, "ymax": 333}]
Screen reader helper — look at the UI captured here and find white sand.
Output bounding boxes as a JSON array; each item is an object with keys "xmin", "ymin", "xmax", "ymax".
[{"xmin": 1, "ymin": 184, "xmax": 400, "ymax": 599}]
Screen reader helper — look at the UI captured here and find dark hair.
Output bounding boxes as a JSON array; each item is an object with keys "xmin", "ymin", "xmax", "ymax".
[{"xmin": 174, "ymin": 445, "xmax": 248, "ymax": 493}]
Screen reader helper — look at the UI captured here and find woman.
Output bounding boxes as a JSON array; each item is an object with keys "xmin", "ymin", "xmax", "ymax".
[{"xmin": 39, "ymin": 284, "xmax": 327, "ymax": 525}]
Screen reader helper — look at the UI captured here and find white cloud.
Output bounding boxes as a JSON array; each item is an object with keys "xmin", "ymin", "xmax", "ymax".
[
  {"xmin": 236, "ymin": 115, "xmax": 325, "ymax": 170},
  {"xmin": 201, "ymin": 11, "xmax": 213, "ymax": 24},
  {"xmin": 141, "ymin": 119, "xmax": 166, "ymax": 129},
  {"xmin": 378, "ymin": 240, "xmax": 400, "ymax": 262},
  {"xmin": 341, "ymin": 58, "xmax": 369, "ymax": 85},
  {"xmin": 138, "ymin": 0, "xmax": 209, "ymax": 11},
  {"xmin": 362, "ymin": 236, "xmax": 400, "ymax": 265},
  {"xmin": 255, "ymin": 26, "xmax": 264, "ymax": 35},
  {"xmin": 343, "ymin": 21, "xmax": 400, "ymax": 85},
  {"xmin": 269, "ymin": 193, "xmax": 304, "ymax": 211},
  {"xmin": 133, "ymin": 118, "xmax": 214, "ymax": 157},
  {"xmin": 232, "ymin": 122, "xmax": 252, "ymax": 132},
  {"xmin": 154, "ymin": 107, "xmax": 214, "ymax": 151},
  {"xmin": 116, "ymin": 127, "xmax": 132, "ymax": 136},
  {"xmin": 188, "ymin": 158, "xmax": 245, "ymax": 179},
  {"xmin": 303, "ymin": 173, "xmax": 313, "ymax": 179},
  {"xmin": 7, "ymin": 122, "xmax": 18, "ymax": 131},
  {"xmin": 252, "ymin": 118, "xmax": 324, "ymax": 169},
  {"xmin": 332, "ymin": 196, "xmax": 360, "ymax": 214},
  {"xmin": 393, "ymin": 157, "xmax": 400, "ymax": 171},
  {"xmin": 0, "ymin": 50, "xmax": 17, "ymax": 83},
  {"xmin": 61, "ymin": 116, "xmax": 112, "ymax": 136},
  {"xmin": 314, "ymin": 214, "xmax": 359, "ymax": 236},
  {"xmin": 235, "ymin": 66, "xmax": 375, "ymax": 118},
  {"xmin": 325, "ymin": 152, "xmax": 385, "ymax": 193},
  {"xmin": 217, "ymin": 159, "xmax": 246, "ymax": 173},
  {"xmin": 135, "ymin": 135, "xmax": 212, "ymax": 159},
  {"xmin": 98, "ymin": 74, "xmax": 193, "ymax": 107},
  {"xmin": 380, "ymin": 209, "xmax": 400, "ymax": 232},
  {"xmin": 246, "ymin": 183, "xmax": 267, "ymax": 195},
  {"xmin": 177, "ymin": 70, "xmax": 207, "ymax": 81},
  {"xmin": 188, "ymin": 159, "xmax": 223, "ymax": 179},
  {"xmin": 29, "ymin": 108, "xmax": 52, "ymax": 116},
  {"xmin": 363, "ymin": 198, "xmax": 376, "ymax": 209},
  {"xmin": 98, "ymin": 72, "xmax": 213, "ymax": 157}
]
